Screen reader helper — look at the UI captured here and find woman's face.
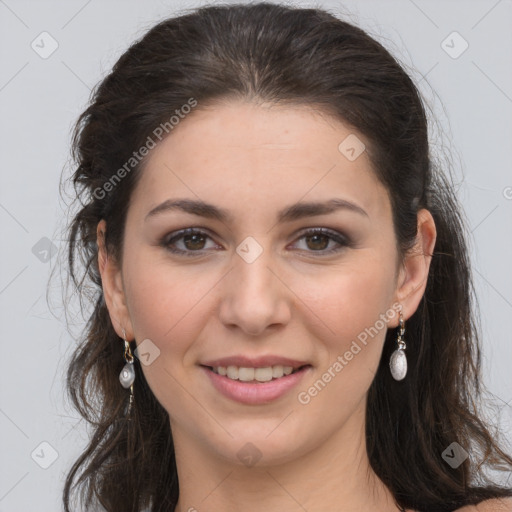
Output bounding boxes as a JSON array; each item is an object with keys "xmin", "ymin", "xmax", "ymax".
[{"xmin": 101, "ymin": 100, "xmax": 430, "ymax": 467}]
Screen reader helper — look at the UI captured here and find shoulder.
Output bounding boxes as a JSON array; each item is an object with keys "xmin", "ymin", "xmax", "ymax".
[{"xmin": 454, "ymin": 497, "xmax": 512, "ymax": 512}]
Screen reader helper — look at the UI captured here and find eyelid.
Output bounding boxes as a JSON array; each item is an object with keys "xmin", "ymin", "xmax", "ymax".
[{"xmin": 293, "ymin": 226, "xmax": 351, "ymax": 243}]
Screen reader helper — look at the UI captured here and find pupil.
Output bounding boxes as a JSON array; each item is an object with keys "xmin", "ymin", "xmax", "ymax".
[
  {"xmin": 184, "ymin": 233, "xmax": 205, "ymax": 250},
  {"xmin": 306, "ymin": 234, "xmax": 328, "ymax": 250}
]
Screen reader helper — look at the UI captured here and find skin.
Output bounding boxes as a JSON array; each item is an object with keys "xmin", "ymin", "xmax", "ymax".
[{"xmin": 97, "ymin": 100, "xmax": 438, "ymax": 512}]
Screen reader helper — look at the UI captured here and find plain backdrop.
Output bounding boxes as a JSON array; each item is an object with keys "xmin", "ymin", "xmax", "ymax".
[{"xmin": 0, "ymin": 0, "xmax": 511, "ymax": 510}]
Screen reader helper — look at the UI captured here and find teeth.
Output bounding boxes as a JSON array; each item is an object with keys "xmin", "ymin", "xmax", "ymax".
[
  {"xmin": 272, "ymin": 365, "xmax": 283, "ymax": 378},
  {"xmin": 226, "ymin": 366, "xmax": 238, "ymax": 379},
  {"xmin": 238, "ymin": 367, "xmax": 255, "ymax": 381},
  {"xmin": 255, "ymin": 367, "xmax": 273, "ymax": 382},
  {"xmin": 212, "ymin": 364, "xmax": 300, "ymax": 381}
]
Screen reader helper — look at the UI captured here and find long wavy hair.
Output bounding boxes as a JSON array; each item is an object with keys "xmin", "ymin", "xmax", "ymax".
[{"xmin": 62, "ymin": 3, "xmax": 512, "ymax": 511}]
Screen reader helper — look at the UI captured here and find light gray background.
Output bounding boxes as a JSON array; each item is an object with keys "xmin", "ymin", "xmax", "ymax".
[{"xmin": 1, "ymin": 0, "xmax": 511, "ymax": 510}]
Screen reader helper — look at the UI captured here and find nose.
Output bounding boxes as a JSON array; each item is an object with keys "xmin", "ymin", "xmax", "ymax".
[{"xmin": 218, "ymin": 240, "xmax": 292, "ymax": 337}]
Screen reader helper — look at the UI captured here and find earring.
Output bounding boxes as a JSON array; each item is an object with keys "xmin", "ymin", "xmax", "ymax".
[
  {"xmin": 389, "ymin": 310, "xmax": 407, "ymax": 381},
  {"xmin": 119, "ymin": 330, "xmax": 135, "ymax": 414}
]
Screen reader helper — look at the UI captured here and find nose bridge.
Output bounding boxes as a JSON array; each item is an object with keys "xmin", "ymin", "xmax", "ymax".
[
  {"xmin": 235, "ymin": 238, "xmax": 276, "ymax": 295},
  {"xmin": 219, "ymin": 234, "xmax": 291, "ymax": 335}
]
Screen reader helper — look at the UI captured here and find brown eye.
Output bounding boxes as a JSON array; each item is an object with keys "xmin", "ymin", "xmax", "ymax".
[
  {"xmin": 291, "ymin": 228, "xmax": 351, "ymax": 255},
  {"xmin": 163, "ymin": 228, "xmax": 220, "ymax": 256},
  {"xmin": 304, "ymin": 233, "xmax": 331, "ymax": 251},
  {"xmin": 182, "ymin": 232, "xmax": 207, "ymax": 250}
]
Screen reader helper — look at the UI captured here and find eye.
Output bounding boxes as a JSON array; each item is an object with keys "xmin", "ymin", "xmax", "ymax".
[
  {"xmin": 162, "ymin": 228, "xmax": 221, "ymax": 256},
  {"xmin": 161, "ymin": 227, "xmax": 351, "ymax": 257},
  {"xmin": 290, "ymin": 228, "xmax": 351, "ymax": 255}
]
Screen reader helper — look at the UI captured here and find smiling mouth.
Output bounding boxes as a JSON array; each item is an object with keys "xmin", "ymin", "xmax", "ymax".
[{"xmin": 204, "ymin": 364, "xmax": 310, "ymax": 383}]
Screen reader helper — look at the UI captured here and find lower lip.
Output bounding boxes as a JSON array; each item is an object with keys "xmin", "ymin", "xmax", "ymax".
[{"xmin": 201, "ymin": 366, "xmax": 311, "ymax": 405}]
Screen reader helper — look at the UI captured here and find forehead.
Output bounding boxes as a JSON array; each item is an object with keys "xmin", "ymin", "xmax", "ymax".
[{"xmin": 129, "ymin": 100, "xmax": 390, "ymax": 222}]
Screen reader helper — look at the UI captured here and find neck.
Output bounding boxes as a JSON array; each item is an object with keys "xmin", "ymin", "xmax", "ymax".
[{"xmin": 171, "ymin": 401, "xmax": 401, "ymax": 512}]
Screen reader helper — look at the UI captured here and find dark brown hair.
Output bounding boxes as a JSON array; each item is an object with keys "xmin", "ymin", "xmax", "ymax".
[{"xmin": 62, "ymin": 3, "xmax": 512, "ymax": 511}]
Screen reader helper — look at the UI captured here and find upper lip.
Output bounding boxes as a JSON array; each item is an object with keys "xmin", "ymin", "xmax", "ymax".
[{"xmin": 201, "ymin": 356, "xmax": 310, "ymax": 369}]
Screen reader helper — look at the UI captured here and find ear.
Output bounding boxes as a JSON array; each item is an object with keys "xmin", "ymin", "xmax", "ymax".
[
  {"xmin": 97, "ymin": 219, "xmax": 134, "ymax": 340},
  {"xmin": 391, "ymin": 208, "xmax": 437, "ymax": 325}
]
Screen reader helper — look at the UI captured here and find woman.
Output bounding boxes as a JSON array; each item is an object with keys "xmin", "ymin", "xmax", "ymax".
[{"xmin": 62, "ymin": 2, "xmax": 512, "ymax": 511}]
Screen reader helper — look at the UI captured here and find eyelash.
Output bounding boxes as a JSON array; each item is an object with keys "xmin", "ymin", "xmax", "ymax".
[{"xmin": 161, "ymin": 227, "xmax": 352, "ymax": 257}]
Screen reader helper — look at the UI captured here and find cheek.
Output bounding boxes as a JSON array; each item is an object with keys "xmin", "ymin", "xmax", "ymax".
[
  {"xmin": 123, "ymin": 244, "xmax": 217, "ymax": 340},
  {"xmin": 301, "ymin": 252, "xmax": 396, "ymax": 345},
  {"xmin": 122, "ymin": 252, "xmax": 225, "ymax": 401},
  {"xmin": 295, "ymin": 253, "xmax": 397, "ymax": 399}
]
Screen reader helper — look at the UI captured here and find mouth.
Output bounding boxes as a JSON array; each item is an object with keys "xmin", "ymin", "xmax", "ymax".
[
  {"xmin": 204, "ymin": 364, "xmax": 310, "ymax": 382},
  {"xmin": 200, "ymin": 360, "xmax": 312, "ymax": 405}
]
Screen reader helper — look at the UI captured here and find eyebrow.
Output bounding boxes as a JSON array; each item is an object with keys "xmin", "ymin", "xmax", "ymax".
[{"xmin": 145, "ymin": 197, "xmax": 369, "ymax": 223}]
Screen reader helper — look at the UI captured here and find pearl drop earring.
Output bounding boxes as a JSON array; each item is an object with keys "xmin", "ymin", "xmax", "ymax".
[
  {"xmin": 389, "ymin": 310, "xmax": 407, "ymax": 381},
  {"xmin": 119, "ymin": 330, "xmax": 135, "ymax": 413}
]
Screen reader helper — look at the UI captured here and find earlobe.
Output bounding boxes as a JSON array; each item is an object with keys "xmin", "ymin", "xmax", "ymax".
[
  {"xmin": 392, "ymin": 208, "xmax": 437, "ymax": 324},
  {"xmin": 96, "ymin": 220, "xmax": 134, "ymax": 340}
]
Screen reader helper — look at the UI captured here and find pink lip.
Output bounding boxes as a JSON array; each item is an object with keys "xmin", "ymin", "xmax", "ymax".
[
  {"xmin": 201, "ymin": 355, "xmax": 309, "ymax": 368},
  {"xmin": 201, "ymin": 365, "xmax": 311, "ymax": 405}
]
